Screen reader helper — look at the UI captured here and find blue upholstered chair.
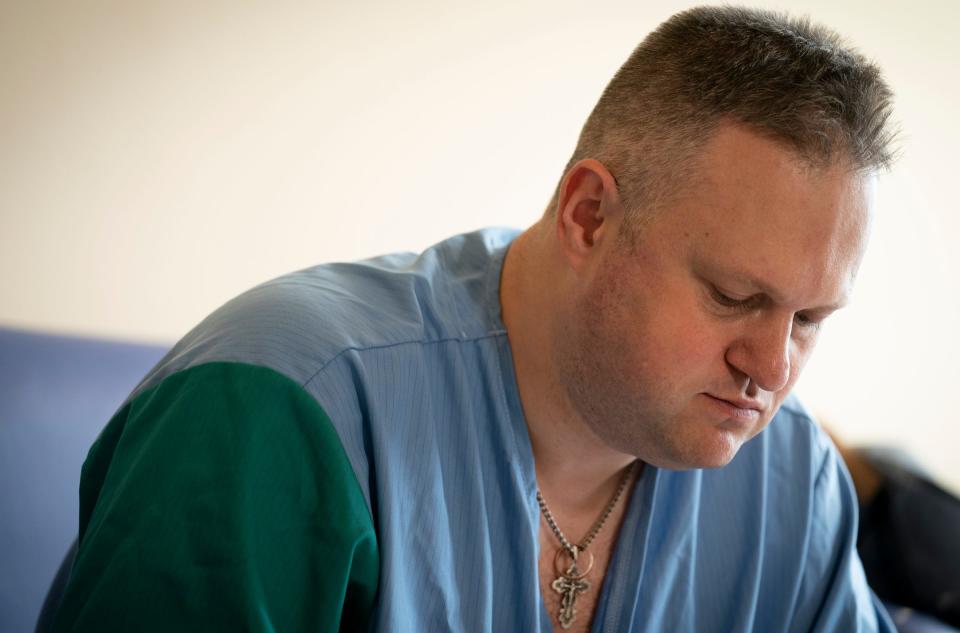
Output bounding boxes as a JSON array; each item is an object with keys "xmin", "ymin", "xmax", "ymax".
[{"xmin": 0, "ymin": 328, "xmax": 167, "ymax": 632}]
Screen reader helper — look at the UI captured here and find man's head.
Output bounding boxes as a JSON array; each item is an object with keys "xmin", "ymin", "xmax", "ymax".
[
  {"xmin": 537, "ymin": 7, "xmax": 895, "ymax": 470},
  {"xmin": 547, "ymin": 5, "xmax": 896, "ymax": 227}
]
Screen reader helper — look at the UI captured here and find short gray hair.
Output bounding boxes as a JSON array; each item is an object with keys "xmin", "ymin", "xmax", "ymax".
[{"xmin": 549, "ymin": 6, "xmax": 897, "ymax": 221}]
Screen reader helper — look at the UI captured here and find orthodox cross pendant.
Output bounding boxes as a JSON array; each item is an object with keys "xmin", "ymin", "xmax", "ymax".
[{"xmin": 551, "ymin": 546, "xmax": 594, "ymax": 629}]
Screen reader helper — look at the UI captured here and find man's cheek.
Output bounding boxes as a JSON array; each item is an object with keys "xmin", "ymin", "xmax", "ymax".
[{"xmin": 652, "ymin": 326, "xmax": 718, "ymax": 369}]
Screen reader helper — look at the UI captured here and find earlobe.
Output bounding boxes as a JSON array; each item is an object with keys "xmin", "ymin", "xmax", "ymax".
[{"xmin": 555, "ymin": 159, "xmax": 623, "ymax": 267}]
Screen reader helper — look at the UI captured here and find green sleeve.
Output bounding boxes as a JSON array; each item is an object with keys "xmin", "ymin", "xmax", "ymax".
[{"xmin": 52, "ymin": 361, "xmax": 379, "ymax": 633}]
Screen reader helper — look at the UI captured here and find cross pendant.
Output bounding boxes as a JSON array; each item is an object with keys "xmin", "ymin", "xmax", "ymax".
[{"xmin": 551, "ymin": 563, "xmax": 591, "ymax": 629}]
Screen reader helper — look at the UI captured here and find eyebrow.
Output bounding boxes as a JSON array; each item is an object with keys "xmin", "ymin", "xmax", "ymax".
[{"xmin": 698, "ymin": 263, "xmax": 850, "ymax": 313}]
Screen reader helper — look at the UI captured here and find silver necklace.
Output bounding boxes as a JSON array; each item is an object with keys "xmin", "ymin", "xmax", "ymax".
[{"xmin": 536, "ymin": 461, "xmax": 638, "ymax": 630}]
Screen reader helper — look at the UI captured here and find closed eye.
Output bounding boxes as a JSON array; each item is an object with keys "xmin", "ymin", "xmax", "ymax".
[
  {"xmin": 793, "ymin": 311, "xmax": 824, "ymax": 330},
  {"xmin": 709, "ymin": 285, "xmax": 753, "ymax": 309}
]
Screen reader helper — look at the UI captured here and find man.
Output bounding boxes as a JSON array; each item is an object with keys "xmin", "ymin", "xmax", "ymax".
[{"xmin": 52, "ymin": 6, "xmax": 897, "ymax": 632}]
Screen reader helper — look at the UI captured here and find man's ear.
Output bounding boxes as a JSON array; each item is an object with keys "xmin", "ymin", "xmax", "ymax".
[{"xmin": 554, "ymin": 159, "xmax": 624, "ymax": 269}]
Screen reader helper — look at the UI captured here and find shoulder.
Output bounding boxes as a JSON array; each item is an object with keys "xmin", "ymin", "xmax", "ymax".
[
  {"xmin": 129, "ymin": 228, "xmax": 519, "ymax": 399},
  {"xmin": 716, "ymin": 392, "xmax": 859, "ymax": 550},
  {"xmin": 761, "ymin": 393, "xmax": 837, "ymax": 479},
  {"xmin": 699, "ymin": 393, "xmax": 845, "ymax": 524}
]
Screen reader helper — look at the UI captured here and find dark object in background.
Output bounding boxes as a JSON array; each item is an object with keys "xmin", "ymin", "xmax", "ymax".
[{"xmin": 857, "ymin": 448, "xmax": 960, "ymax": 629}]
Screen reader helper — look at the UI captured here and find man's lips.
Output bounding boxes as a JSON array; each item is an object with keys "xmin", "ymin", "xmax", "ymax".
[
  {"xmin": 710, "ymin": 394, "xmax": 764, "ymax": 411},
  {"xmin": 702, "ymin": 393, "xmax": 765, "ymax": 421}
]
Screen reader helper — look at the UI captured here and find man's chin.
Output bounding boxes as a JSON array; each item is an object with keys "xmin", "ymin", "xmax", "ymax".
[{"xmin": 652, "ymin": 430, "xmax": 747, "ymax": 470}]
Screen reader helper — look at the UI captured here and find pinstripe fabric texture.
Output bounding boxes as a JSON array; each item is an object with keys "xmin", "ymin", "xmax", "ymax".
[{"xmin": 123, "ymin": 228, "xmax": 893, "ymax": 632}]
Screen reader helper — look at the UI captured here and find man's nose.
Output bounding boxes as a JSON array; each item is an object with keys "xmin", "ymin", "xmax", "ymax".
[{"xmin": 725, "ymin": 316, "xmax": 792, "ymax": 393}]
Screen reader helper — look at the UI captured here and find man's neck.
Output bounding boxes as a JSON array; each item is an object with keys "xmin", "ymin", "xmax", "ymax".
[{"xmin": 500, "ymin": 224, "xmax": 639, "ymax": 519}]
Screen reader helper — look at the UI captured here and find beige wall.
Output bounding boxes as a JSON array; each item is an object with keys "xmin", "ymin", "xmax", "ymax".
[{"xmin": 2, "ymin": 1, "xmax": 958, "ymax": 491}]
